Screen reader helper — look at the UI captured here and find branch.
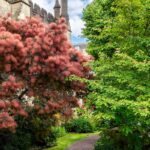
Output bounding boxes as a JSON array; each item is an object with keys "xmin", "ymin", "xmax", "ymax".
[{"xmin": 18, "ymin": 88, "xmax": 28, "ymax": 100}]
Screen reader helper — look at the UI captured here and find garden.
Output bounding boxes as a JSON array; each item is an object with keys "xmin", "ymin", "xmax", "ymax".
[{"xmin": 0, "ymin": 0, "xmax": 150, "ymax": 150}]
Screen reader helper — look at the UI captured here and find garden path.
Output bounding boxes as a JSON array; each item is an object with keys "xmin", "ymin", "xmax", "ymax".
[{"xmin": 66, "ymin": 135, "xmax": 99, "ymax": 150}]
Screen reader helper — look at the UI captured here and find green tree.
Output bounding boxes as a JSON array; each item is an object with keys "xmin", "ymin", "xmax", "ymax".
[{"xmin": 83, "ymin": 0, "xmax": 150, "ymax": 149}]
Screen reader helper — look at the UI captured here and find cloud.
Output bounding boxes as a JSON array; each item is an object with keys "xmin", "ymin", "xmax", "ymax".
[
  {"xmin": 68, "ymin": 0, "xmax": 84, "ymax": 36},
  {"xmin": 69, "ymin": 0, "xmax": 84, "ymax": 16},
  {"xmin": 31, "ymin": 0, "xmax": 93, "ymax": 38},
  {"xmin": 70, "ymin": 15, "xmax": 84, "ymax": 37}
]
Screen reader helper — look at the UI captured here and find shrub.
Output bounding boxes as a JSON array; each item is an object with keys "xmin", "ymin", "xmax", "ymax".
[
  {"xmin": 64, "ymin": 117, "xmax": 94, "ymax": 133},
  {"xmin": 95, "ymin": 139, "xmax": 115, "ymax": 150},
  {"xmin": 95, "ymin": 130, "xmax": 150, "ymax": 150},
  {"xmin": 0, "ymin": 15, "xmax": 91, "ymax": 132},
  {"xmin": 75, "ymin": 108, "xmax": 99, "ymax": 131},
  {"xmin": 0, "ymin": 14, "xmax": 91, "ymax": 149},
  {"xmin": 51, "ymin": 126, "xmax": 67, "ymax": 138},
  {"xmin": 22, "ymin": 115, "xmax": 57, "ymax": 148},
  {"xmin": 0, "ymin": 130, "xmax": 32, "ymax": 150}
]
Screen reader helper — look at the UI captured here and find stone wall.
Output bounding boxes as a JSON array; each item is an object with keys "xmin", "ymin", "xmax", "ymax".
[
  {"xmin": 0, "ymin": 0, "xmax": 54, "ymax": 22},
  {"xmin": 11, "ymin": 2, "xmax": 30, "ymax": 20},
  {"xmin": 0, "ymin": 0, "xmax": 11, "ymax": 16}
]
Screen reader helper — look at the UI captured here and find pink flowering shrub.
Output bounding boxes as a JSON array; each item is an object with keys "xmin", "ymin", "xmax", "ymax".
[{"xmin": 0, "ymin": 15, "xmax": 91, "ymax": 132}]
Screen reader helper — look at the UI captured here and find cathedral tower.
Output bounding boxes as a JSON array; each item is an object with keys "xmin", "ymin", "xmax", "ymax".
[
  {"xmin": 61, "ymin": 0, "xmax": 68, "ymax": 23},
  {"xmin": 60, "ymin": 0, "xmax": 71, "ymax": 37},
  {"xmin": 54, "ymin": 0, "xmax": 61, "ymax": 19}
]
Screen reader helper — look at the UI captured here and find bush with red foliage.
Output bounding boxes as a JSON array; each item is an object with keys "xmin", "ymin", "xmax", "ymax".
[{"xmin": 0, "ymin": 15, "xmax": 91, "ymax": 131}]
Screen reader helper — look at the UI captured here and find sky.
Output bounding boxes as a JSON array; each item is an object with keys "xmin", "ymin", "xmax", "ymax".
[{"xmin": 32, "ymin": 0, "xmax": 93, "ymax": 44}]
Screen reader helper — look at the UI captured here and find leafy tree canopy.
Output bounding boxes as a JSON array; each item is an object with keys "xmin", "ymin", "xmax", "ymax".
[{"xmin": 83, "ymin": 0, "xmax": 150, "ymax": 148}]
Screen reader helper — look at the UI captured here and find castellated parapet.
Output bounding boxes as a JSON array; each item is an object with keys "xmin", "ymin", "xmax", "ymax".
[{"xmin": 29, "ymin": 1, "xmax": 54, "ymax": 23}]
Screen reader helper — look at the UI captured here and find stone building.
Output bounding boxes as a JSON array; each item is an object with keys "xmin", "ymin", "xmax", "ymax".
[
  {"xmin": 74, "ymin": 43, "xmax": 88, "ymax": 55},
  {"xmin": 0, "ymin": 0, "xmax": 71, "ymax": 34}
]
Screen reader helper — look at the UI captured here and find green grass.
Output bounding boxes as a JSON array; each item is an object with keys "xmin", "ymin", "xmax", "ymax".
[{"xmin": 45, "ymin": 133, "xmax": 97, "ymax": 150}]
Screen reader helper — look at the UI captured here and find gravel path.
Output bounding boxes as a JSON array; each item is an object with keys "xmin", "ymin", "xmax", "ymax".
[{"xmin": 66, "ymin": 135, "xmax": 99, "ymax": 150}]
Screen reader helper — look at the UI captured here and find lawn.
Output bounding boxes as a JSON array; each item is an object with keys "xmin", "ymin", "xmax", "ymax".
[{"xmin": 45, "ymin": 133, "xmax": 96, "ymax": 150}]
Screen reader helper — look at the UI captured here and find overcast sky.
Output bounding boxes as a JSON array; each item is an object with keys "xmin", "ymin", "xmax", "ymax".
[{"xmin": 32, "ymin": 0, "xmax": 93, "ymax": 44}]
